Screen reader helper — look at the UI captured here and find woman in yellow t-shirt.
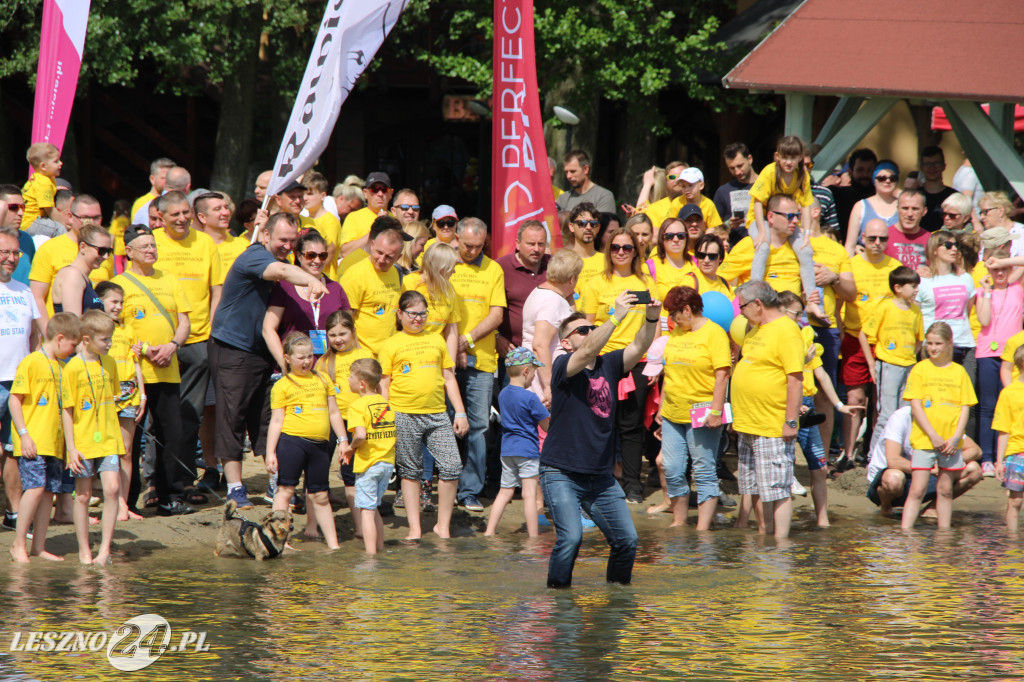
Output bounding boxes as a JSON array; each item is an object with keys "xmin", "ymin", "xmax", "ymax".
[
  {"xmin": 901, "ymin": 322, "xmax": 977, "ymax": 531},
  {"xmin": 267, "ymin": 332, "xmax": 348, "ymax": 550},
  {"xmin": 582, "ymin": 227, "xmax": 654, "ymax": 504},
  {"xmin": 377, "ymin": 290, "xmax": 469, "ymax": 540},
  {"xmin": 648, "ymin": 218, "xmax": 694, "ymax": 304},
  {"xmin": 686, "ymin": 234, "xmax": 733, "ymax": 300},
  {"xmin": 402, "ymin": 241, "xmax": 460, "ymax": 361},
  {"xmin": 659, "ymin": 286, "xmax": 731, "ymax": 529}
]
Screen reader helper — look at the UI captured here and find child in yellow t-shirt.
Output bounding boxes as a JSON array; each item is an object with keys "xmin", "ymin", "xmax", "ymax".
[
  {"xmin": 267, "ymin": 332, "xmax": 348, "ymax": 550},
  {"xmin": 302, "ymin": 171, "xmax": 342, "ymax": 278},
  {"xmin": 862, "ymin": 266, "xmax": 924, "ymax": 452},
  {"xmin": 901, "ymin": 322, "xmax": 977, "ymax": 530},
  {"xmin": 8, "ymin": 312, "xmax": 80, "ymax": 564},
  {"xmin": 62, "ymin": 310, "xmax": 125, "ymax": 565},
  {"xmin": 96, "ymin": 281, "xmax": 146, "ymax": 521},
  {"xmin": 341, "ymin": 358, "xmax": 396, "ymax": 554},
  {"xmin": 993, "ymin": 344, "xmax": 1024, "ymax": 530},
  {"xmin": 21, "ymin": 142, "xmax": 63, "ymax": 230}
]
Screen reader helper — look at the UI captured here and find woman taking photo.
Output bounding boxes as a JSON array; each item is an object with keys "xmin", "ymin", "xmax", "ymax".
[{"xmin": 845, "ymin": 161, "xmax": 900, "ymax": 254}]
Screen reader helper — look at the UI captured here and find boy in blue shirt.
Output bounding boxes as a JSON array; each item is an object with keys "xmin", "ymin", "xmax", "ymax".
[{"xmin": 484, "ymin": 347, "xmax": 549, "ymax": 538}]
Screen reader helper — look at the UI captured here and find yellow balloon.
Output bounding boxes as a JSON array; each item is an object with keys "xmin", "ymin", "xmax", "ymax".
[{"xmin": 730, "ymin": 316, "xmax": 752, "ymax": 346}]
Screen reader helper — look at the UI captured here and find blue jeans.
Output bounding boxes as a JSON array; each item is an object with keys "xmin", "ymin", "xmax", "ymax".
[
  {"xmin": 976, "ymin": 356, "xmax": 1001, "ymax": 464},
  {"xmin": 661, "ymin": 419, "xmax": 721, "ymax": 503},
  {"xmin": 455, "ymin": 368, "xmax": 493, "ymax": 502},
  {"xmin": 797, "ymin": 396, "xmax": 826, "ymax": 470},
  {"xmin": 540, "ymin": 465, "xmax": 638, "ymax": 588},
  {"xmin": 0, "ymin": 380, "xmax": 12, "ymax": 449}
]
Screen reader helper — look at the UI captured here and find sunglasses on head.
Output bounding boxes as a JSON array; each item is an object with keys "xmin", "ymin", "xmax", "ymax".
[
  {"xmin": 567, "ymin": 324, "xmax": 596, "ymax": 338},
  {"xmin": 83, "ymin": 241, "xmax": 113, "ymax": 257},
  {"xmin": 864, "ymin": 235, "xmax": 889, "ymax": 243},
  {"xmin": 395, "ymin": 204, "xmax": 420, "ymax": 211},
  {"xmin": 436, "ymin": 219, "xmax": 457, "ymax": 228},
  {"xmin": 663, "ymin": 232, "xmax": 686, "ymax": 241},
  {"xmin": 303, "ymin": 251, "xmax": 329, "ymax": 261},
  {"xmin": 874, "ymin": 174, "xmax": 897, "ymax": 183},
  {"xmin": 574, "ymin": 219, "xmax": 599, "ymax": 228},
  {"xmin": 609, "ymin": 243, "xmax": 635, "ymax": 253},
  {"xmin": 695, "ymin": 250, "xmax": 720, "ymax": 261}
]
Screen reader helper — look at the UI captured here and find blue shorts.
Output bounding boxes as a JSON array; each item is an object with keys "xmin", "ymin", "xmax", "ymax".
[
  {"xmin": 18, "ymin": 455, "xmax": 65, "ymax": 493},
  {"xmin": 866, "ymin": 467, "xmax": 938, "ymax": 507},
  {"xmin": 1003, "ymin": 454, "xmax": 1024, "ymax": 492},
  {"xmin": 0, "ymin": 380, "xmax": 12, "ymax": 449},
  {"xmin": 70, "ymin": 454, "xmax": 120, "ymax": 478},
  {"xmin": 355, "ymin": 461, "xmax": 394, "ymax": 510}
]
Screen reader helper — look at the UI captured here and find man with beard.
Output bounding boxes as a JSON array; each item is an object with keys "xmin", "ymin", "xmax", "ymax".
[{"xmin": 555, "ymin": 150, "xmax": 615, "ymax": 214}]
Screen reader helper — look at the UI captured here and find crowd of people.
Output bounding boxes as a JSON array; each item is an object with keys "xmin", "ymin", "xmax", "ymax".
[{"xmin": 1, "ymin": 136, "xmax": 1022, "ymax": 587}]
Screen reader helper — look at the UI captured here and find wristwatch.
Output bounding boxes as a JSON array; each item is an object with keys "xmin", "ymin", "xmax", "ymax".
[{"xmin": 785, "ymin": 419, "xmax": 798, "ymax": 429}]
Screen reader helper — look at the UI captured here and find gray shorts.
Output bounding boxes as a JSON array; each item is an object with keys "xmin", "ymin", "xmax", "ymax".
[
  {"xmin": 499, "ymin": 455, "xmax": 539, "ymax": 488},
  {"xmin": 70, "ymin": 454, "xmax": 121, "ymax": 478},
  {"xmin": 911, "ymin": 448, "xmax": 965, "ymax": 471},
  {"xmin": 394, "ymin": 412, "xmax": 462, "ymax": 481},
  {"xmin": 18, "ymin": 455, "xmax": 65, "ymax": 493}
]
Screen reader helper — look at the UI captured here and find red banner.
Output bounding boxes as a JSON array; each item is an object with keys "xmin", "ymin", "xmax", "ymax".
[{"xmin": 491, "ymin": 0, "xmax": 559, "ymax": 258}]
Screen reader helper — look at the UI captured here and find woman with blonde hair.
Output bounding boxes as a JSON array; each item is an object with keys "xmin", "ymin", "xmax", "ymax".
[{"xmin": 397, "ymin": 220, "xmax": 430, "ymax": 274}]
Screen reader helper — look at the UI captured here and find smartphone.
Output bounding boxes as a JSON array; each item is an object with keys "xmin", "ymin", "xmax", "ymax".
[{"xmin": 629, "ymin": 290, "xmax": 652, "ymax": 304}]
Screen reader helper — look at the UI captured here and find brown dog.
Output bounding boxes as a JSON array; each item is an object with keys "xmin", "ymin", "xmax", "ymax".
[{"xmin": 214, "ymin": 500, "xmax": 293, "ymax": 561}]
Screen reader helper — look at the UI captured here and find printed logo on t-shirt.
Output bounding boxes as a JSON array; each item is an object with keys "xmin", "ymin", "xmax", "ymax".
[
  {"xmin": 131, "ymin": 307, "xmax": 146, "ymax": 320},
  {"xmin": 588, "ymin": 376, "xmax": 612, "ymax": 418},
  {"xmin": 923, "ymin": 395, "xmax": 933, "ymax": 408},
  {"xmin": 400, "ymin": 363, "xmax": 411, "ymax": 374},
  {"xmin": 373, "ymin": 305, "xmax": 386, "ymax": 316},
  {"xmin": 37, "ymin": 393, "xmax": 48, "ymax": 406},
  {"xmin": 369, "ymin": 404, "xmax": 394, "ymax": 429},
  {"xmin": 80, "ymin": 398, "xmax": 93, "ymax": 411},
  {"xmin": 294, "ymin": 406, "xmax": 303, "ymax": 415},
  {"xmin": 885, "ymin": 338, "xmax": 897, "ymax": 351},
  {"xmin": 859, "ymin": 292, "xmax": 869, "ymax": 302}
]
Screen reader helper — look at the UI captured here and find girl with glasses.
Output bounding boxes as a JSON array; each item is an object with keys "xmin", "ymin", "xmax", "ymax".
[{"xmin": 845, "ymin": 160, "xmax": 900, "ymax": 255}]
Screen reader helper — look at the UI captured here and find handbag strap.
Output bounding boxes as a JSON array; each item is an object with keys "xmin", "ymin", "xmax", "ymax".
[{"xmin": 121, "ymin": 271, "xmax": 175, "ymax": 333}]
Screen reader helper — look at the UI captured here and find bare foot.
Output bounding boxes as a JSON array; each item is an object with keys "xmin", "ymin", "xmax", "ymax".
[
  {"xmin": 303, "ymin": 530, "xmax": 321, "ymax": 540},
  {"xmin": 646, "ymin": 502, "xmax": 670, "ymax": 515},
  {"xmin": 118, "ymin": 506, "xmax": 144, "ymax": 521},
  {"xmin": 921, "ymin": 507, "xmax": 938, "ymax": 518},
  {"xmin": 51, "ymin": 516, "xmax": 73, "ymax": 525},
  {"xmin": 879, "ymin": 505, "xmax": 893, "ymax": 515},
  {"xmin": 10, "ymin": 547, "xmax": 30, "ymax": 563},
  {"xmin": 668, "ymin": 521, "xmax": 686, "ymax": 528},
  {"xmin": 483, "ymin": 531, "xmax": 495, "ymax": 537},
  {"xmin": 325, "ymin": 543, "xmax": 340, "ymax": 551},
  {"xmin": 88, "ymin": 516, "xmax": 100, "ymax": 526},
  {"xmin": 79, "ymin": 552, "xmax": 94, "ymax": 565},
  {"xmin": 33, "ymin": 550, "xmax": 64, "ymax": 561},
  {"xmin": 432, "ymin": 524, "xmax": 451, "ymax": 539},
  {"xmin": 404, "ymin": 532, "xmax": 422, "ymax": 541},
  {"xmin": 92, "ymin": 551, "xmax": 110, "ymax": 566},
  {"xmin": 817, "ymin": 521, "xmax": 831, "ymax": 528}
]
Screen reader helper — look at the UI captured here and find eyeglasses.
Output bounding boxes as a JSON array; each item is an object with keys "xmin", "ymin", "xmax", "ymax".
[
  {"xmin": 783, "ymin": 307, "xmax": 803, "ymax": 317},
  {"xmin": 395, "ymin": 204, "xmax": 420, "ymax": 211},
  {"xmin": 663, "ymin": 232, "xmax": 686, "ymax": 241},
  {"xmin": 436, "ymin": 219, "xmax": 457, "ymax": 229},
  {"xmin": 979, "ymin": 207, "xmax": 998, "ymax": 215},
  {"xmin": 874, "ymin": 174, "xmax": 897, "ymax": 183},
  {"xmin": 0, "ymin": 249, "xmax": 23, "ymax": 259},
  {"xmin": 401, "ymin": 309, "xmax": 429, "ymax": 319},
  {"xmin": 83, "ymin": 241, "xmax": 113, "ymax": 257},
  {"xmin": 942, "ymin": 212, "xmax": 965, "ymax": 220},
  {"xmin": 864, "ymin": 235, "xmax": 889, "ymax": 243},
  {"xmin": 609, "ymin": 243, "xmax": 635, "ymax": 253},
  {"xmin": 695, "ymin": 251, "xmax": 720, "ymax": 261},
  {"xmin": 940, "ymin": 240, "xmax": 959, "ymax": 250},
  {"xmin": 574, "ymin": 220, "xmax": 599, "ymax": 228},
  {"xmin": 738, "ymin": 300, "xmax": 759, "ymax": 311},
  {"xmin": 3, "ymin": 203, "xmax": 25, "ymax": 211},
  {"xmin": 303, "ymin": 251, "xmax": 329, "ymax": 261},
  {"xmin": 771, "ymin": 211, "xmax": 801, "ymax": 222},
  {"xmin": 566, "ymin": 324, "xmax": 596, "ymax": 338},
  {"xmin": 72, "ymin": 212, "xmax": 103, "ymax": 222}
]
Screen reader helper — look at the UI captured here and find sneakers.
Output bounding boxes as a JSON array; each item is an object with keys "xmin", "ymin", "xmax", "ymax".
[
  {"xmin": 156, "ymin": 500, "xmax": 196, "ymax": 517},
  {"xmin": 227, "ymin": 485, "xmax": 255, "ymax": 509},
  {"xmin": 625, "ymin": 490, "xmax": 644, "ymax": 505},
  {"xmin": 419, "ymin": 481, "xmax": 436, "ymax": 512},
  {"xmin": 393, "ymin": 488, "xmax": 405, "ymax": 509},
  {"xmin": 791, "ymin": 478, "xmax": 808, "ymax": 497},
  {"xmin": 290, "ymin": 494, "xmax": 306, "ymax": 515},
  {"xmin": 461, "ymin": 495, "xmax": 484, "ymax": 512},
  {"xmin": 983, "ymin": 461, "xmax": 996, "ymax": 478},
  {"xmin": 2, "ymin": 513, "xmax": 17, "ymax": 531},
  {"xmin": 197, "ymin": 468, "xmax": 222, "ymax": 493}
]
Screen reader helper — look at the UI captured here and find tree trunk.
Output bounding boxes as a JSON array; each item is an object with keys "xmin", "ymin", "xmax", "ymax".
[
  {"xmin": 616, "ymin": 94, "xmax": 658, "ymax": 212},
  {"xmin": 543, "ymin": 70, "xmax": 599, "ymax": 192}
]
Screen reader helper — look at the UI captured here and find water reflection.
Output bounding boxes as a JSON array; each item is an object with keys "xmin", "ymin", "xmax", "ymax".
[{"xmin": 2, "ymin": 512, "xmax": 1022, "ymax": 680}]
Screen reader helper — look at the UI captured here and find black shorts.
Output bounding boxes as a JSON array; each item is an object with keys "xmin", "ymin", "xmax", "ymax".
[
  {"xmin": 329, "ymin": 432, "xmax": 355, "ymax": 487},
  {"xmin": 866, "ymin": 468, "xmax": 937, "ymax": 508},
  {"xmin": 277, "ymin": 433, "xmax": 330, "ymax": 493}
]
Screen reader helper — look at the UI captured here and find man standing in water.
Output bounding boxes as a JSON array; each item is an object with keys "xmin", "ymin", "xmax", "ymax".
[{"xmin": 540, "ymin": 293, "xmax": 660, "ymax": 589}]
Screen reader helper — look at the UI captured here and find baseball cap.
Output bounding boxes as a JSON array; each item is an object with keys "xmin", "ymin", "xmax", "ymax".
[
  {"xmin": 677, "ymin": 203, "xmax": 703, "ymax": 221},
  {"xmin": 365, "ymin": 172, "xmax": 392, "ymax": 188},
  {"xmin": 432, "ymin": 205, "xmax": 458, "ymax": 221},
  {"xmin": 642, "ymin": 336, "xmax": 668, "ymax": 377},
  {"xmin": 679, "ymin": 167, "xmax": 704, "ymax": 184},
  {"xmin": 980, "ymin": 226, "xmax": 1020, "ymax": 250},
  {"xmin": 123, "ymin": 223, "xmax": 153, "ymax": 248},
  {"xmin": 505, "ymin": 346, "xmax": 544, "ymax": 367},
  {"xmin": 278, "ymin": 179, "xmax": 305, "ymax": 194}
]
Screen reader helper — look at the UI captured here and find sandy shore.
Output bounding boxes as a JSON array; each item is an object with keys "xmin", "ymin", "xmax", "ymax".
[{"xmin": 0, "ymin": 452, "xmax": 1012, "ymax": 562}]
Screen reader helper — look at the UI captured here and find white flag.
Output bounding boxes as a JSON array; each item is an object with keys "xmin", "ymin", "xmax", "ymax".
[{"xmin": 266, "ymin": 0, "xmax": 408, "ymax": 198}]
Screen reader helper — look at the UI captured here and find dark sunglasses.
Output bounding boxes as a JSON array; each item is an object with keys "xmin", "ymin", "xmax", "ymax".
[
  {"xmin": 666, "ymin": 173, "xmax": 681, "ymax": 181},
  {"xmin": 436, "ymin": 219, "xmax": 457, "ymax": 228},
  {"xmin": 609, "ymin": 243, "xmax": 635, "ymax": 253},
  {"xmin": 874, "ymin": 174, "xmax": 897, "ymax": 183},
  {"xmin": 395, "ymin": 204, "xmax": 420, "ymax": 211},
  {"xmin": 663, "ymin": 232, "xmax": 686, "ymax": 241},
  {"xmin": 83, "ymin": 241, "xmax": 113, "ymax": 257},
  {"xmin": 567, "ymin": 324, "xmax": 596, "ymax": 338},
  {"xmin": 303, "ymin": 251, "xmax": 329, "ymax": 261},
  {"xmin": 942, "ymin": 212, "xmax": 965, "ymax": 220},
  {"xmin": 574, "ymin": 219, "xmax": 599, "ymax": 228},
  {"xmin": 771, "ymin": 211, "xmax": 801, "ymax": 222},
  {"xmin": 864, "ymin": 235, "xmax": 889, "ymax": 243},
  {"xmin": 4, "ymin": 203, "xmax": 25, "ymax": 211},
  {"xmin": 695, "ymin": 251, "xmax": 720, "ymax": 261},
  {"xmin": 979, "ymin": 207, "xmax": 998, "ymax": 215},
  {"xmin": 367, "ymin": 185, "xmax": 390, "ymax": 194},
  {"xmin": 941, "ymin": 240, "xmax": 958, "ymax": 250}
]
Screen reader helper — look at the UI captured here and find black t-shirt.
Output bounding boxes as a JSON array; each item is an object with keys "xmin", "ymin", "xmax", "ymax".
[
  {"xmin": 540, "ymin": 350, "xmax": 625, "ymax": 475},
  {"xmin": 922, "ymin": 186, "xmax": 957, "ymax": 232},
  {"xmin": 833, "ymin": 184, "xmax": 875, "ymax": 243}
]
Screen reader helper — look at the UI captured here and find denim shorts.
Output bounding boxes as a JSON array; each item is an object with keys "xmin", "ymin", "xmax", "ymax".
[
  {"xmin": 118, "ymin": 405, "xmax": 139, "ymax": 420},
  {"xmin": 18, "ymin": 455, "xmax": 65, "ymax": 493},
  {"xmin": 355, "ymin": 461, "xmax": 394, "ymax": 509},
  {"xmin": 499, "ymin": 455, "xmax": 539, "ymax": 488},
  {"xmin": 70, "ymin": 454, "xmax": 121, "ymax": 478}
]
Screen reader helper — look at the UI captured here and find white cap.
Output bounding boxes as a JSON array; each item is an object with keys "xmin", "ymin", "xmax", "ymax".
[{"xmin": 679, "ymin": 167, "xmax": 704, "ymax": 184}]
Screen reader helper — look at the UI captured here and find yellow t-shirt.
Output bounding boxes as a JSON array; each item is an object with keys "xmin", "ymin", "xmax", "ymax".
[
  {"xmin": 745, "ymin": 162, "xmax": 814, "ymax": 226},
  {"xmin": 661, "ymin": 320, "xmax": 732, "ymax": 423},
  {"xmin": 320, "ymin": 346, "xmax": 375, "ymax": 416},
  {"xmin": 112, "ymin": 268, "xmax": 192, "ymax": 384},
  {"xmin": 903, "ymin": 359, "xmax": 977, "ymax": 450},
  {"xmin": 378, "ymin": 331, "xmax": 454, "ymax": 414},
  {"xmin": 451, "ymin": 257, "xmax": 507, "ymax": 374},
  {"xmin": 731, "ymin": 315, "xmax": 805, "ymax": 437},
  {"xmin": 863, "ymin": 298, "xmax": 923, "ymax": 367},
  {"xmin": 552, "ymin": 184, "xmax": 563, "ymax": 200},
  {"xmin": 402, "ymin": 272, "xmax": 461, "ymax": 337},
  {"xmin": 271, "ymin": 372, "xmax": 336, "ymax": 441},
  {"xmin": 843, "ymin": 254, "xmax": 901, "ymax": 335},
  {"xmin": 20, "ymin": 172, "xmax": 56, "ymax": 230},
  {"xmin": 339, "ymin": 257, "xmax": 401, "ymax": 355},
  {"xmin": 109, "ymin": 215, "xmax": 130, "ymax": 258},
  {"xmin": 642, "ymin": 196, "xmax": 674, "ymax": 231},
  {"xmin": 688, "ymin": 268, "xmax": 733, "ymax": 299},
  {"xmin": 213, "ymin": 234, "xmax": 250, "ymax": 285},
  {"xmin": 649, "ymin": 256, "xmax": 695, "ymax": 304},
  {"xmin": 800, "ymin": 326, "xmax": 823, "ymax": 397},
  {"xmin": 10, "ymin": 351, "xmax": 65, "ymax": 458},
  {"xmin": 61, "ymin": 355, "xmax": 125, "ymax": 459},
  {"xmin": 970, "ymin": 260, "xmax": 987, "ymax": 338},
  {"xmin": 29, "ymin": 234, "xmax": 115, "ymax": 315},
  {"xmin": 130, "ymin": 192, "xmax": 158, "ymax": 224},
  {"xmin": 581, "ymin": 273, "xmax": 650, "ymax": 353},
  {"xmin": 340, "ymin": 207, "xmax": 378, "ymax": 245},
  {"xmin": 110, "ymin": 322, "xmax": 142, "ymax": 409},
  {"xmin": 153, "ymin": 228, "xmax": 221, "ymax": 344},
  {"xmin": 1001, "ymin": 330, "xmax": 1024, "ymax": 382},
  {"xmin": 992, "ymin": 381, "xmax": 1024, "ymax": 455},
  {"xmin": 573, "ymin": 252, "xmax": 605, "ymax": 309},
  {"xmin": 667, "ymin": 195, "xmax": 724, "ymax": 229},
  {"xmin": 810, "ymin": 235, "xmax": 852, "ymax": 329},
  {"xmin": 718, "ymin": 236, "xmax": 801, "ymax": 296},
  {"xmin": 310, "ymin": 212, "xmax": 343, "ymax": 279},
  {"xmin": 336, "ymin": 248, "xmax": 368, "ymax": 278},
  {"xmin": 347, "ymin": 394, "xmax": 397, "ymax": 473},
  {"xmin": 422, "ymin": 236, "xmax": 457, "ymax": 255}
]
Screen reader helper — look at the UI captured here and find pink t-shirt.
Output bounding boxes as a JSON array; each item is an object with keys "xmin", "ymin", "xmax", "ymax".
[
  {"xmin": 976, "ymin": 282, "xmax": 1024, "ymax": 358},
  {"xmin": 521, "ymin": 287, "xmax": 573, "ymax": 400},
  {"xmin": 885, "ymin": 225, "xmax": 930, "ymax": 271}
]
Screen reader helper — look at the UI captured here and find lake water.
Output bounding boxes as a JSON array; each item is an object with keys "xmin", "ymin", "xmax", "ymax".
[{"xmin": 2, "ymin": 511, "xmax": 1023, "ymax": 680}]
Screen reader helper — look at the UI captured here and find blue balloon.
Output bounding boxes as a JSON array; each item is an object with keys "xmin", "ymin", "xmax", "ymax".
[{"xmin": 702, "ymin": 291, "xmax": 735, "ymax": 331}]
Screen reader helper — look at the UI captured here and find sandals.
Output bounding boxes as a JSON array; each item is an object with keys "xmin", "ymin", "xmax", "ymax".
[
  {"xmin": 143, "ymin": 488, "xmax": 159, "ymax": 508},
  {"xmin": 181, "ymin": 488, "xmax": 209, "ymax": 505}
]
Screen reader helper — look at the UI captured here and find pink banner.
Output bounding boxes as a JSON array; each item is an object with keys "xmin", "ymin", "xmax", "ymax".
[
  {"xmin": 491, "ymin": 0, "xmax": 559, "ymax": 258},
  {"xmin": 31, "ymin": 0, "xmax": 90, "ymax": 168}
]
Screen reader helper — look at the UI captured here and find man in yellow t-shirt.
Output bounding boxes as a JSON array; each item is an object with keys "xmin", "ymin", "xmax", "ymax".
[
  {"xmin": 718, "ymin": 206, "xmax": 802, "ymax": 295},
  {"xmin": 339, "ymin": 218, "xmax": 409, "ymax": 355},
  {"xmin": 194, "ymin": 191, "xmax": 247, "ymax": 280},
  {"xmin": 340, "ymin": 172, "xmax": 393, "ymax": 258},
  {"xmin": 730, "ymin": 280, "xmax": 804, "ymax": 539},
  {"xmin": 451, "ymin": 218, "xmax": 507, "ymax": 511},
  {"xmin": 130, "ymin": 157, "xmax": 175, "ymax": 221}
]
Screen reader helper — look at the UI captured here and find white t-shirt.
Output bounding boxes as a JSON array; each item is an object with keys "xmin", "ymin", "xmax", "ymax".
[
  {"xmin": 866, "ymin": 406, "xmax": 913, "ymax": 482},
  {"xmin": 952, "ymin": 164, "xmax": 983, "ymax": 211},
  {"xmin": 132, "ymin": 198, "xmax": 153, "ymax": 226},
  {"xmin": 917, "ymin": 272, "xmax": 976, "ymax": 347},
  {"xmin": 0, "ymin": 279, "xmax": 41, "ymax": 381},
  {"xmin": 521, "ymin": 286, "xmax": 573, "ymax": 400}
]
